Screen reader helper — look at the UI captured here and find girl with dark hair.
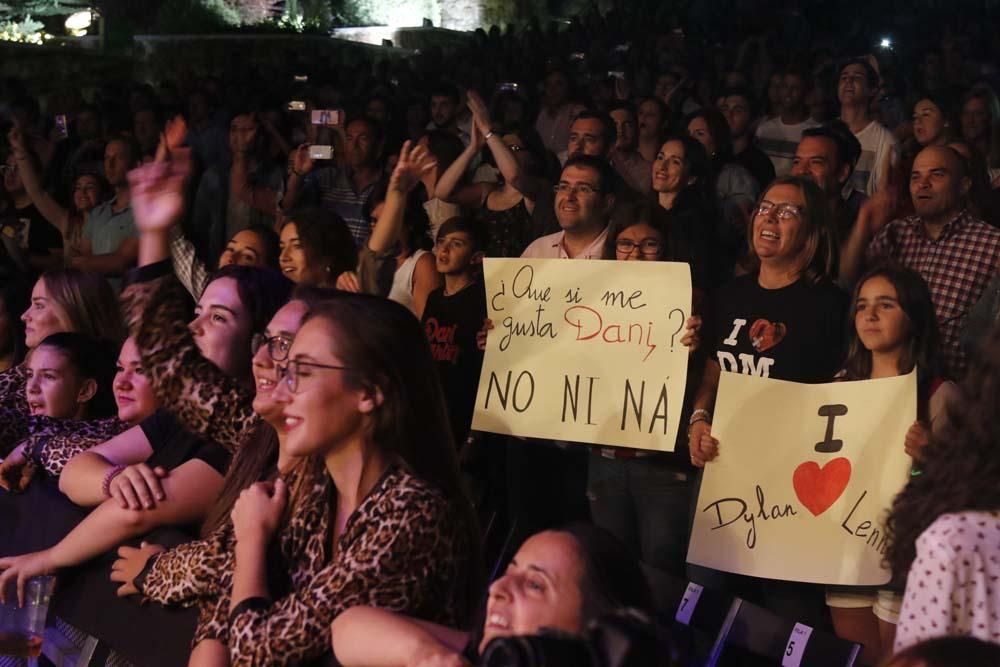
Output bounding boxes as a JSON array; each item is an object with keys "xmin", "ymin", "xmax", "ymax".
[
  {"xmin": 689, "ymin": 175, "xmax": 848, "ymax": 627},
  {"xmin": 171, "ymin": 223, "xmax": 282, "ymax": 299},
  {"xmin": 650, "ymin": 134, "xmax": 720, "ymax": 288},
  {"xmin": 959, "ymin": 84, "xmax": 1000, "ymax": 178},
  {"xmin": 684, "ymin": 107, "xmax": 760, "ymax": 273},
  {"xmin": 827, "ymin": 265, "xmax": 955, "ymax": 664},
  {"xmin": 435, "ymin": 90, "xmax": 552, "ymax": 259},
  {"xmin": 0, "ymin": 335, "xmax": 157, "ymax": 491},
  {"xmin": 912, "ymin": 94, "xmax": 956, "ymax": 149},
  {"xmin": 330, "ymin": 522, "xmax": 651, "ymax": 665},
  {"xmin": 25, "ymin": 332, "xmax": 118, "ymax": 421},
  {"xmin": 278, "ymin": 207, "xmax": 356, "ymax": 287},
  {"xmin": 0, "ymin": 268, "xmax": 123, "ymax": 456},
  {"xmin": 885, "ymin": 326, "xmax": 1000, "ymax": 652}
]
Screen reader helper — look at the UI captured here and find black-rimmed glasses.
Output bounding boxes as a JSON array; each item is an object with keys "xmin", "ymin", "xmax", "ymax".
[
  {"xmin": 251, "ymin": 333, "xmax": 292, "ymax": 362},
  {"xmin": 280, "ymin": 359, "xmax": 351, "ymax": 393}
]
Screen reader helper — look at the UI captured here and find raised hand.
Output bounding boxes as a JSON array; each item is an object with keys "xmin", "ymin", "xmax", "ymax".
[
  {"xmin": 291, "ymin": 143, "xmax": 315, "ymax": 177},
  {"xmin": 389, "ymin": 140, "xmax": 438, "ymax": 194},
  {"xmin": 466, "ymin": 90, "xmax": 493, "ymax": 136},
  {"xmin": 127, "ymin": 115, "xmax": 191, "ymax": 235},
  {"xmin": 7, "ymin": 125, "xmax": 25, "ymax": 155}
]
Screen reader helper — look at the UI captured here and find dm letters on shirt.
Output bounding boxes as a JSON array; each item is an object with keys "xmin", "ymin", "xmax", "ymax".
[
  {"xmin": 473, "ymin": 258, "xmax": 692, "ymax": 452},
  {"xmin": 687, "ymin": 371, "xmax": 915, "ymax": 585}
]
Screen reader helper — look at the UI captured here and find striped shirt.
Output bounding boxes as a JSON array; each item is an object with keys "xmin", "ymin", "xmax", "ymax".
[
  {"xmin": 755, "ymin": 117, "xmax": 821, "ymax": 176},
  {"xmin": 304, "ymin": 165, "xmax": 384, "ymax": 246}
]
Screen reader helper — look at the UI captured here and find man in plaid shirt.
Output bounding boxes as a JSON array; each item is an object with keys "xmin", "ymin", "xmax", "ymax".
[{"xmin": 843, "ymin": 145, "xmax": 1000, "ymax": 379}]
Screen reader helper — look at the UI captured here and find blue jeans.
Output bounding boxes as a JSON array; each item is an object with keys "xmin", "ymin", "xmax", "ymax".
[{"xmin": 587, "ymin": 454, "xmax": 692, "ymax": 577}]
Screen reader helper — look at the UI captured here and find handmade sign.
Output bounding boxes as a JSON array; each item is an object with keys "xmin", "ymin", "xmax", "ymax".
[
  {"xmin": 687, "ymin": 370, "xmax": 916, "ymax": 585},
  {"xmin": 472, "ymin": 258, "xmax": 691, "ymax": 452}
]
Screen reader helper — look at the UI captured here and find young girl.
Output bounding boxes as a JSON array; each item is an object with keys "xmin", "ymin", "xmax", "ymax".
[
  {"xmin": 0, "ymin": 336, "xmax": 158, "ymax": 492},
  {"xmin": 23, "ymin": 333, "xmax": 117, "ymax": 422},
  {"xmin": 0, "ymin": 269, "xmax": 124, "ymax": 456},
  {"xmin": 827, "ymin": 265, "xmax": 955, "ymax": 665}
]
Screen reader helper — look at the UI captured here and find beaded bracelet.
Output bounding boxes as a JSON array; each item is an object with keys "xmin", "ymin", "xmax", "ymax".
[{"xmin": 102, "ymin": 464, "xmax": 127, "ymax": 498}]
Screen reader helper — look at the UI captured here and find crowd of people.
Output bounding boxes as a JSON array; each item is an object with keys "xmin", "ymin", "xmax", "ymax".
[{"xmin": 3, "ymin": 2, "xmax": 1000, "ymax": 665}]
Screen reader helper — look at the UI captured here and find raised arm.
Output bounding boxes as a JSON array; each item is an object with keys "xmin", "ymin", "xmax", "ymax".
[
  {"xmin": 367, "ymin": 141, "xmax": 438, "ymax": 254},
  {"xmin": 8, "ymin": 126, "xmax": 69, "ymax": 233},
  {"xmin": 468, "ymin": 90, "xmax": 545, "ymax": 201},
  {"xmin": 434, "ymin": 124, "xmax": 490, "ymax": 209}
]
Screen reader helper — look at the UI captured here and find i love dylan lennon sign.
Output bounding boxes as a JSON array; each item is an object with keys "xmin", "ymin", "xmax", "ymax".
[{"xmin": 687, "ymin": 371, "xmax": 916, "ymax": 586}]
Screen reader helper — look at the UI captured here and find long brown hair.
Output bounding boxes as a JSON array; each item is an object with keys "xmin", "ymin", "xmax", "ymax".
[
  {"xmin": 884, "ymin": 326, "xmax": 1000, "ymax": 581},
  {"xmin": 300, "ymin": 294, "xmax": 481, "ymax": 610},
  {"xmin": 842, "ymin": 264, "xmax": 942, "ymax": 383},
  {"xmin": 744, "ymin": 175, "xmax": 838, "ymax": 284},
  {"xmin": 40, "ymin": 269, "xmax": 126, "ymax": 346}
]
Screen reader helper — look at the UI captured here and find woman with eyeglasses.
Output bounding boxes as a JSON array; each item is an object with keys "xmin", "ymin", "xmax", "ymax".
[
  {"xmin": 687, "ymin": 175, "xmax": 848, "ymax": 627},
  {"xmin": 120, "ymin": 294, "xmax": 479, "ymax": 666},
  {"xmin": 586, "ymin": 200, "xmax": 703, "ymax": 578},
  {"xmin": 434, "ymin": 90, "xmax": 552, "ymax": 258}
]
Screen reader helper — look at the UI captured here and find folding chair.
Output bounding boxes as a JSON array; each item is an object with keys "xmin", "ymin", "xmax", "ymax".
[{"xmin": 716, "ymin": 599, "xmax": 862, "ymax": 667}]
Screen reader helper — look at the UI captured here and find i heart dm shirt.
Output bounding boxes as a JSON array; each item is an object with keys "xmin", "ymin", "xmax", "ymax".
[{"xmin": 705, "ymin": 274, "xmax": 849, "ymax": 383}]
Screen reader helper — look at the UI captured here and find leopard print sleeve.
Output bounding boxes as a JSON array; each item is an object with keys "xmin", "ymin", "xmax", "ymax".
[
  {"xmin": 227, "ymin": 470, "xmax": 464, "ymax": 666},
  {"xmin": 27, "ymin": 416, "xmax": 130, "ymax": 477},
  {"xmin": 0, "ymin": 364, "xmax": 30, "ymax": 457},
  {"xmin": 140, "ymin": 525, "xmax": 234, "ymax": 607},
  {"xmin": 121, "ymin": 267, "xmax": 257, "ymax": 454}
]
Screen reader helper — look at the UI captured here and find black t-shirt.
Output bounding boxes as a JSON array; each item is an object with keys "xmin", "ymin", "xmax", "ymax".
[
  {"xmin": 2, "ymin": 203, "xmax": 63, "ymax": 256},
  {"xmin": 705, "ymin": 274, "xmax": 848, "ymax": 383},
  {"xmin": 421, "ymin": 282, "xmax": 487, "ymax": 445},
  {"xmin": 139, "ymin": 409, "xmax": 231, "ymax": 475}
]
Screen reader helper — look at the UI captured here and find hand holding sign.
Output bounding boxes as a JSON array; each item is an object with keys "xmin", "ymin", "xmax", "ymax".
[
  {"xmin": 688, "ymin": 371, "xmax": 916, "ymax": 585},
  {"xmin": 473, "ymin": 258, "xmax": 692, "ymax": 452}
]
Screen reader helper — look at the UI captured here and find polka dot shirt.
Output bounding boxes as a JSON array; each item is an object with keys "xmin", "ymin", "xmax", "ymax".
[{"xmin": 895, "ymin": 510, "xmax": 1000, "ymax": 652}]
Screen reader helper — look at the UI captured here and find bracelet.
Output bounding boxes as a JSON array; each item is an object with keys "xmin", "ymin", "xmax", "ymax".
[
  {"xmin": 102, "ymin": 464, "xmax": 127, "ymax": 497},
  {"xmin": 484, "ymin": 130, "xmax": 496, "ymax": 141},
  {"xmin": 689, "ymin": 408, "xmax": 712, "ymax": 425}
]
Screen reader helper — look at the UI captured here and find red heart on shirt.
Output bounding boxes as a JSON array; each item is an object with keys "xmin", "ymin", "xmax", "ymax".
[
  {"xmin": 749, "ymin": 319, "xmax": 787, "ymax": 353},
  {"xmin": 793, "ymin": 458, "xmax": 852, "ymax": 516}
]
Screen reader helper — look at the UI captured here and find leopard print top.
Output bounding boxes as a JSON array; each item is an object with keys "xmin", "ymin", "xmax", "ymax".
[
  {"xmin": 141, "ymin": 462, "xmax": 469, "ymax": 666},
  {"xmin": 0, "ymin": 364, "xmax": 30, "ymax": 456},
  {"xmin": 25, "ymin": 415, "xmax": 130, "ymax": 477},
  {"xmin": 120, "ymin": 270, "xmax": 257, "ymax": 455}
]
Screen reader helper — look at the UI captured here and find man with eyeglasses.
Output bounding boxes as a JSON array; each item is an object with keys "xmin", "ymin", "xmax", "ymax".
[{"xmin": 521, "ymin": 155, "xmax": 616, "ymax": 260}]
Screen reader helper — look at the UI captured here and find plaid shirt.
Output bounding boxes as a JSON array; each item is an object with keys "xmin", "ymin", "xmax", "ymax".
[{"xmin": 867, "ymin": 209, "xmax": 1000, "ymax": 379}]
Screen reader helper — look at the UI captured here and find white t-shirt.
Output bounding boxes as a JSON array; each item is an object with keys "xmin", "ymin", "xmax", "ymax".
[
  {"xmin": 849, "ymin": 120, "xmax": 898, "ymax": 196},
  {"xmin": 754, "ymin": 117, "xmax": 821, "ymax": 176},
  {"xmin": 895, "ymin": 510, "xmax": 1000, "ymax": 651}
]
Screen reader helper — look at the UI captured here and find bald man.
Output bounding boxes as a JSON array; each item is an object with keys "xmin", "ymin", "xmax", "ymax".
[{"xmin": 841, "ymin": 145, "xmax": 1000, "ymax": 379}]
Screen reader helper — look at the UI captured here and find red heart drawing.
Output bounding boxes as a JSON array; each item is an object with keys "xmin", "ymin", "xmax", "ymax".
[
  {"xmin": 749, "ymin": 319, "xmax": 787, "ymax": 352},
  {"xmin": 793, "ymin": 458, "xmax": 852, "ymax": 516}
]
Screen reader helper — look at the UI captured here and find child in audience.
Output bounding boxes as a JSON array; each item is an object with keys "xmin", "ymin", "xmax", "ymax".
[
  {"xmin": 330, "ymin": 522, "xmax": 651, "ymax": 665},
  {"xmin": 421, "ymin": 216, "xmax": 486, "ymax": 447},
  {"xmin": 828, "ymin": 265, "xmax": 955, "ymax": 664},
  {"xmin": 0, "ymin": 269, "xmax": 125, "ymax": 455},
  {"xmin": 0, "ymin": 333, "xmax": 134, "ymax": 491},
  {"xmin": 886, "ymin": 326, "xmax": 1000, "ymax": 652}
]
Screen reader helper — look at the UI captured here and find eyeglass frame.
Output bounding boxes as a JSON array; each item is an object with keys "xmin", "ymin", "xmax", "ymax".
[
  {"xmin": 553, "ymin": 182, "xmax": 601, "ymax": 196},
  {"xmin": 615, "ymin": 238, "xmax": 662, "ymax": 256},
  {"xmin": 250, "ymin": 333, "xmax": 293, "ymax": 362},
  {"xmin": 754, "ymin": 200, "xmax": 804, "ymax": 221},
  {"xmin": 279, "ymin": 359, "xmax": 351, "ymax": 393}
]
